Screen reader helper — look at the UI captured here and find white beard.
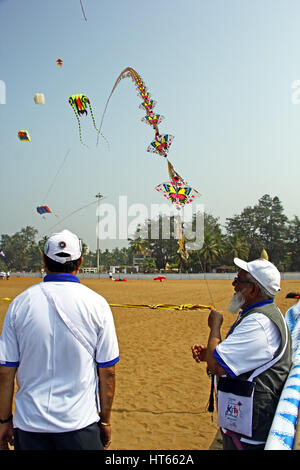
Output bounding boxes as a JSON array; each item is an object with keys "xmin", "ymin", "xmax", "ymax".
[{"xmin": 227, "ymin": 291, "xmax": 245, "ymax": 314}]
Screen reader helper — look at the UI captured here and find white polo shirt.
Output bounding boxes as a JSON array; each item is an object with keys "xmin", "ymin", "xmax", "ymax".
[
  {"xmin": 0, "ymin": 273, "xmax": 119, "ymax": 433},
  {"xmin": 214, "ymin": 300, "xmax": 281, "ymax": 378}
]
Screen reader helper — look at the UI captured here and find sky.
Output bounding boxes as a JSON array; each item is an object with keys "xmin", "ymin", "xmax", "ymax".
[{"xmin": 1, "ymin": 0, "xmax": 300, "ymax": 252}]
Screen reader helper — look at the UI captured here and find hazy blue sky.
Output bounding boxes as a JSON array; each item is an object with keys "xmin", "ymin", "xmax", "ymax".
[{"xmin": 1, "ymin": 0, "xmax": 300, "ymax": 251}]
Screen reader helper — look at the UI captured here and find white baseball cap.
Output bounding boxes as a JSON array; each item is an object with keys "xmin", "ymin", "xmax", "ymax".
[
  {"xmin": 44, "ymin": 230, "xmax": 82, "ymax": 264},
  {"xmin": 234, "ymin": 257, "xmax": 281, "ymax": 296}
]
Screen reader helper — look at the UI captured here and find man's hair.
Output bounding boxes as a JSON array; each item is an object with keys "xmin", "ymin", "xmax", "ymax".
[
  {"xmin": 43, "ymin": 253, "xmax": 81, "ymax": 273},
  {"xmin": 245, "ymin": 272, "xmax": 275, "ymax": 300}
]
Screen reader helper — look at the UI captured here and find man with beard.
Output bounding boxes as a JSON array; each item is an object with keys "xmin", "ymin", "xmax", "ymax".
[{"xmin": 192, "ymin": 257, "xmax": 292, "ymax": 450}]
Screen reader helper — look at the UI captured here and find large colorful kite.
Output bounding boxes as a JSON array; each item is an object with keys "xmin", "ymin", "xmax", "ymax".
[
  {"xmin": 68, "ymin": 94, "xmax": 109, "ymax": 147},
  {"xmin": 97, "ymin": 67, "xmax": 174, "ymax": 157},
  {"xmin": 155, "ymin": 162, "xmax": 201, "ymax": 260},
  {"xmin": 155, "ymin": 162, "xmax": 200, "ymax": 210}
]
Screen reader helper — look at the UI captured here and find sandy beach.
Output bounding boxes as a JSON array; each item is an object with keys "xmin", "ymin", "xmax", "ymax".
[{"xmin": 1, "ymin": 276, "xmax": 299, "ymax": 450}]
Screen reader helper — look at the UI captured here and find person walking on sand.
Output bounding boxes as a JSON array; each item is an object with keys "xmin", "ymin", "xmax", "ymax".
[
  {"xmin": 0, "ymin": 229, "xmax": 119, "ymax": 450},
  {"xmin": 192, "ymin": 257, "xmax": 292, "ymax": 450}
]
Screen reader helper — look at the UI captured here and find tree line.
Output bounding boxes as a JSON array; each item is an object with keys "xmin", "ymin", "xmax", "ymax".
[{"xmin": 0, "ymin": 194, "xmax": 299, "ymax": 273}]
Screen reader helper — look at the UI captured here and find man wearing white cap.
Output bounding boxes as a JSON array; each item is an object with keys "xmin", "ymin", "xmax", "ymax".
[
  {"xmin": 0, "ymin": 230, "xmax": 119, "ymax": 450},
  {"xmin": 192, "ymin": 257, "xmax": 292, "ymax": 450}
]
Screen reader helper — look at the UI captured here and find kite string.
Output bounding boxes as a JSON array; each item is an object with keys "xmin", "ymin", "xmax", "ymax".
[
  {"xmin": 79, "ymin": 0, "xmax": 87, "ymax": 21},
  {"xmin": 87, "ymin": 102, "xmax": 110, "ymax": 150},
  {"xmin": 46, "ymin": 200, "xmax": 98, "ymax": 232},
  {"xmin": 42, "ymin": 149, "xmax": 71, "ymax": 203}
]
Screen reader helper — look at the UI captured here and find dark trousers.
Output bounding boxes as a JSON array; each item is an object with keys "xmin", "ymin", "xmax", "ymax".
[
  {"xmin": 13, "ymin": 422, "xmax": 104, "ymax": 450},
  {"xmin": 222, "ymin": 431, "xmax": 265, "ymax": 450}
]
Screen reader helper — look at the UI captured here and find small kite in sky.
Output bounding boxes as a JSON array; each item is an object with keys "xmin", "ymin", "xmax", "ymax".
[
  {"xmin": 18, "ymin": 130, "xmax": 31, "ymax": 142},
  {"xmin": 36, "ymin": 205, "xmax": 53, "ymax": 220},
  {"xmin": 34, "ymin": 93, "xmax": 45, "ymax": 104},
  {"xmin": 68, "ymin": 94, "xmax": 109, "ymax": 147},
  {"xmin": 56, "ymin": 59, "xmax": 63, "ymax": 67},
  {"xmin": 36, "ymin": 205, "xmax": 52, "ymax": 215}
]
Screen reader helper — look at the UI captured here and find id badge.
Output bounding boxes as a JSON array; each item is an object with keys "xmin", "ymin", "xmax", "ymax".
[{"xmin": 217, "ymin": 377, "xmax": 255, "ymax": 437}]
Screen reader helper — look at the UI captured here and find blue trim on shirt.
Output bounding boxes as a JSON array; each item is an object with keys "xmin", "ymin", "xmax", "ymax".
[
  {"xmin": 0, "ymin": 361, "xmax": 19, "ymax": 367},
  {"xmin": 213, "ymin": 350, "xmax": 236, "ymax": 377},
  {"xmin": 43, "ymin": 273, "xmax": 80, "ymax": 283},
  {"xmin": 214, "ymin": 299, "xmax": 274, "ymax": 376},
  {"xmin": 97, "ymin": 356, "xmax": 120, "ymax": 368}
]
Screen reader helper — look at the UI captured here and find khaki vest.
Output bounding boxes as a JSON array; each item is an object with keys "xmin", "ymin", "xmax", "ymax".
[{"xmin": 225, "ymin": 302, "xmax": 292, "ymax": 441}]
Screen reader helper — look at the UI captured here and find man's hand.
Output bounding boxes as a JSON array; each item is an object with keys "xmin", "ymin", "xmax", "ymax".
[
  {"xmin": 0, "ymin": 422, "xmax": 14, "ymax": 450},
  {"xmin": 191, "ymin": 344, "xmax": 207, "ymax": 363},
  {"xmin": 99, "ymin": 423, "xmax": 111, "ymax": 450}
]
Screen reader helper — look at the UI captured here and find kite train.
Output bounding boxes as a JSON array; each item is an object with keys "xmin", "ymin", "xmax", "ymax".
[
  {"xmin": 97, "ymin": 67, "xmax": 174, "ymax": 157},
  {"xmin": 68, "ymin": 94, "xmax": 109, "ymax": 148},
  {"xmin": 98, "ymin": 67, "xmax": 201, "ymax": 260}
]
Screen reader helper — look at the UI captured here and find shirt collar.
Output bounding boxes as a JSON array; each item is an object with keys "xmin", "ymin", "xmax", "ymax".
[
  {"xmin": 239, "ymin": 299, "xmax": 273, "ymax": 316},
  {"xmin": 43, "ymin": 273, "xmax": 80, "ymax": 283}
]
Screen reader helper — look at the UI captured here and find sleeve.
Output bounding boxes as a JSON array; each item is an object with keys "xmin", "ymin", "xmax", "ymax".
[
  {"xmin": 95, "ymin": 300, "xmax": 119, "ymax": 368},
  {"xmin": 214, "ymin": 314, "xmax": 280, "ymax": 377},
  {"xmin": 0, "ymin": 303, "xmax": 20, "ymax": 366}
]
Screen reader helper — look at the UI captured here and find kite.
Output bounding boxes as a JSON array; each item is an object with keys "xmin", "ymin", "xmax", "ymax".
[
  {"xmin": 34, "ymin": 93, "xmax": 45, "ymax": 104},
  {"xmin": 155, "ymin": 161, "xmax": 200, "ymax": 210},
  {"xmin": 68, "ymin": 94, "xmax": 109, "ymax": 148},
  {"xmin": 97, "ymin": 67, "xmax": 174, "ymax": 157},
  {"xmin": 18, "ymin": 130, "xmax": 30, "ymax": 142},
  {"xmin": 36, "ymin": 205, "xmax": 59, "ymax": 220},
  {"xmin": 155, "ymin": 162, "xmax": 201, "ymax": 260},
  {"xmin": 56, "ymin": 59, "xmax": 63, "ymax": 67},
  {"xmin": 36, "ymin": 205, "xmax": 52, "ymax": 215}
]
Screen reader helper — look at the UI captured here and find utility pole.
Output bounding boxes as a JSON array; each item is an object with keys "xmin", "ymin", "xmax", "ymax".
[{"xmin": 95, "ymin": 193, "xmax": 103, "ymax": 275}]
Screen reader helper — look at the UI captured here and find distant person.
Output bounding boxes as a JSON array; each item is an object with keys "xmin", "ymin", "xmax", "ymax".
[
  {"xmin": 108, "ymin": 271, "xmax": 113, "ymax": 280},
  {"xmin": 6, "ymin": 271, "xmax": 10, "ymax": 280},
  {"xmin": 192, "ymin": 258, "xmax": 292, "ymax": 450},
  {"xmin": 0, "ymin": 229, "xmax": 119, "ymax": 450}
]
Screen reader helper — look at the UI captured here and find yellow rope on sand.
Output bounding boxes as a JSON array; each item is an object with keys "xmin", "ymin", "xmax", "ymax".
[{"xmin": 109, "ymin": 303, "xmax": 213, "ymax": 311}]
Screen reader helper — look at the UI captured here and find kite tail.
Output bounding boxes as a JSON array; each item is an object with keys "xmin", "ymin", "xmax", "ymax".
[
  {"xmin": 70, "ymin": 102, "xmax": 88, "ymax": 148},
  {"xmin": 87, "ymin": 102, "xmax": 110, "ymax": 150},
  {"xmin": 176, "ymin": 214, "xmax": 189, "ymax": 261}
]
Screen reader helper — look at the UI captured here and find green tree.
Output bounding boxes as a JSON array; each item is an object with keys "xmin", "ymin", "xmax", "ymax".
[
  {"xmin": 286, "ymin": 216, "xmax": 300, "ymax": 271},
  {"xmin": 225, "ymin": 194, "xmax": 288, "ymax": 265},
  {"xmin": 199, "ymin": 232, "xmax": 222, "ymax": 272},
  {"xmin": 141, "ymin": 257, "xmax": 157, "ymax": 273},
  {"xmin": 223, "ymin": 233, "xmax": 249, "ymax": 265},
  {"xmin": 1, "ymin": 226, "xmax": 39, "ymax": 271}
]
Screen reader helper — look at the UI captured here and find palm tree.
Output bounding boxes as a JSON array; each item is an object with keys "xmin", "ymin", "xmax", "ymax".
[
  {"xmin": 224, "ymin": 233, "xmax": 249, "ymax": 263},
  {"xmin": 199, "ymin": 232, "xmax": 222, "ymax": 272}
]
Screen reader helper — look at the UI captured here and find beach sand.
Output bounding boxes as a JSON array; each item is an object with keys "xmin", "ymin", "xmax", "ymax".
[{"xmin": 0, "ymin": 276, "xmax": 299, "ymax": 450}]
